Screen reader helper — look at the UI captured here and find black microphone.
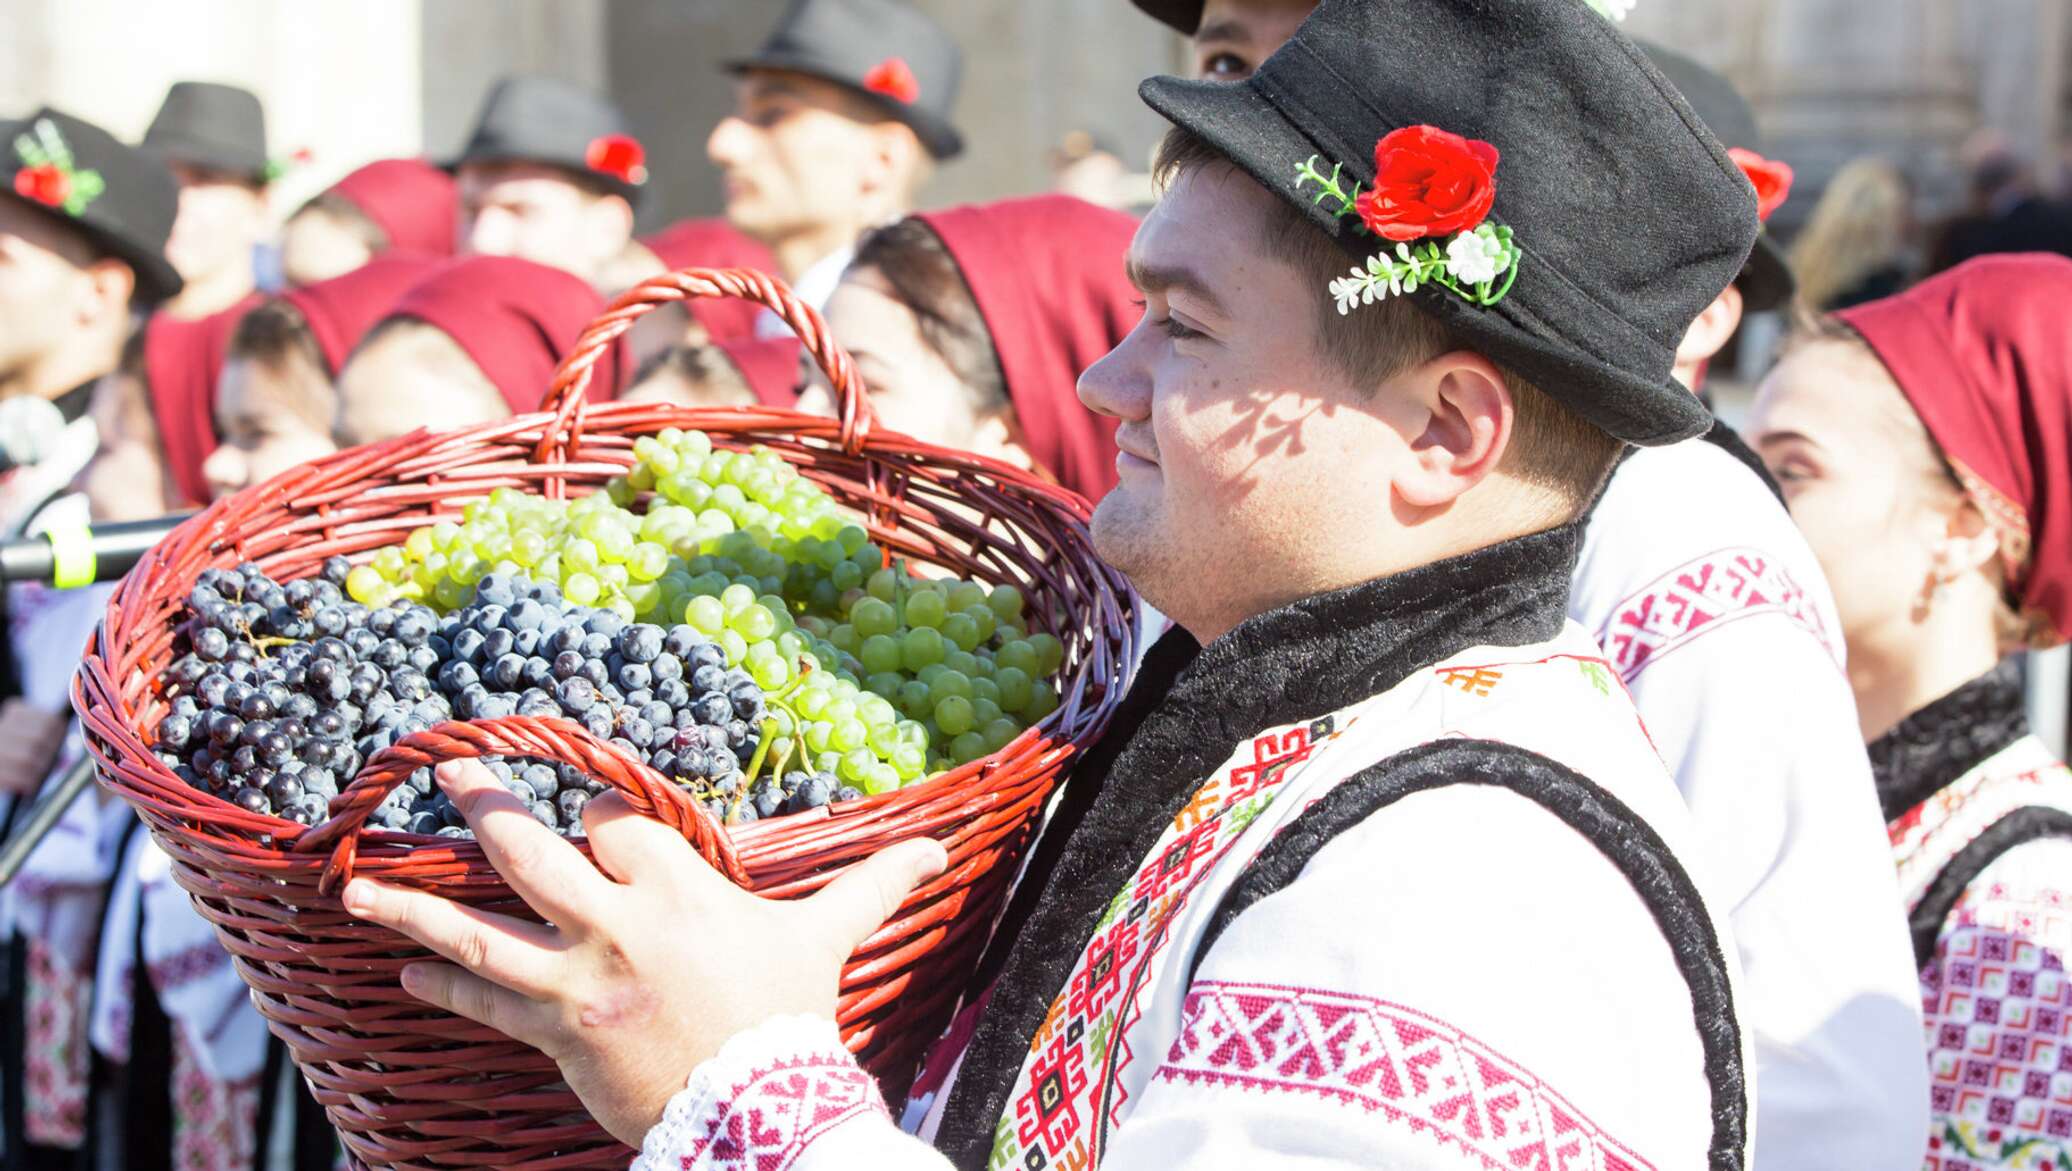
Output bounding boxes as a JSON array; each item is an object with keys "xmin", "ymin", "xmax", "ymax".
[{"xmin": 0, "ymin": 513, "xmax": 196, "ymax": 587}]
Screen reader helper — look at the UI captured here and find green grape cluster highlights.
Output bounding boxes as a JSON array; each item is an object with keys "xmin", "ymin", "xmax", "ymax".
[{"xmin": 344, "ymin": 428, "xmax": 1065, "ymax": 796}]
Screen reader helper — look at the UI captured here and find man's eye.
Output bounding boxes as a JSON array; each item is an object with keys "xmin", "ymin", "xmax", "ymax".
[
  {"xmin": 1157, "ymin": 315, "xmax": 1202, "ymax": 341},
  {"xmin": 1200, "ymin": 52, "xmax": 1254, "ymax": 81}
]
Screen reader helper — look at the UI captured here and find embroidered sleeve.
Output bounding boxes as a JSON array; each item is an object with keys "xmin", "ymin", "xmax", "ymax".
[
  {"xmin": 1920, "ymin": 842, "xmax": 2072, "ymax": 1169},
  {"xmin": 633, "ymin": 1015, "xmax": 952, "ymax": 1171}
]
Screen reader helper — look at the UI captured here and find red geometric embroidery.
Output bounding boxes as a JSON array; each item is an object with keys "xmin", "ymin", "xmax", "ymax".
[
  {"xmin": 1600, "ymin": 548, "xmax": 1836, "ymax": 682},
  {"xmin": 1226, "ymin": 726, "xmax": 1317, "ymax": 804},
  {"xmin": 1069, "ymin": 916, "xmax": 1143, "ymax": 1024},
  {"xmin": 690, "ymin": 1055, "xmax": 887, "ymax": 1169},
  {"xmin": 1156, "ymin": 981, "xmax": 1657, "ymax": 1171},
  {"xmin": 1134, "ymin": 820, "xmax": 1219, "ymax": 905},
  {"xmin": 1016, "ymin": 1027, "xmax": 1093, "ymax": 1152},
  {"xmin": 1440, "ymin": 667, "xmax": 1504, "ymax": 697}
]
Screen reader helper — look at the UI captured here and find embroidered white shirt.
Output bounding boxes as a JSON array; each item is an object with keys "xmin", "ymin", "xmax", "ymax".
[{"xmin": 1572, "ymin": 436, "xmax": 1930, "ymax": 1171}]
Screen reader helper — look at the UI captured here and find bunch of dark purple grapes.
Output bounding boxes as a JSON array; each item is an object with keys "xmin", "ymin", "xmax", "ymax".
[{"xmin": 154, "ymin": 562, "xmax": 852, "ymax": 840}]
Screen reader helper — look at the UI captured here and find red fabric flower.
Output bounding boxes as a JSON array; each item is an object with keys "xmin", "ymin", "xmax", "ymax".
[
  {"xmin": 862, "ymin": 57, "xmax": 921, "ymax": 105},
  {"xmin": 1354, "ymin": 125, "xmax": 1500, "ymax": 243},
  {"xmin": 13, "ymin": 165, "xmax": 70, "ymax": 210},
  {"xmin": 584, "ymin": 134, "xmax": 648, "ymax": 186},
  {"xmin": 1728, "ymin": 148, "xmax": 1794, "ymax": 222}
]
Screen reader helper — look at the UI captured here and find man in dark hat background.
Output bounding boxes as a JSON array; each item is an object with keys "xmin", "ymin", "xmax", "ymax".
[
  {"xmin": 451, "ymin": 75, "xmax": 644, "ymax": 288},
  {"xmin": 1127, "ymin": 4, "xmax": 1930, "ymax": 1167},
  {"xmin": 709, "ymin": 0, "xmax": 964, "ymax": 323},
  {"xmin": 0, "ymin": 104, "xmax": 179, "ymax": 1171},
  {"xmin": 342, "ymin": 1, "xmax": 1783, "ymax": 1167},
  {"xmin": 142, "ymin": 81, "xmax": 272, "ymax": 320}
]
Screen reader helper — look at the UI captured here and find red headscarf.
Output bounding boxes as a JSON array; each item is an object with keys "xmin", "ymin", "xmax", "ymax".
[
  {"xmin": 1838, "ymin": 253, "xmax": 2072, "ymax": 646},
  {"xmin": 640, "ymin": 218, "xmax": 778, "ymax": 344},
  {"xmin": 141, "ymin": 292, "xmax": 262, "ymax": 507},
  {"xmin": 915, "ymin": 195, "xmax": 1137, "ymax": 502},
  {"xmin": 717, "ymin": 337, "xmax": 804, "ymax": 407},
  {"xmin": 327, "ymin": 159, "xmax": 458, "ymax": 258},
  {"xmin": 279, "ymin": 254, "xmax": 440, "ymax": 375},
  {"xmin": 384, "ymin": 256, "xmax": 621, "ymax": 413}
]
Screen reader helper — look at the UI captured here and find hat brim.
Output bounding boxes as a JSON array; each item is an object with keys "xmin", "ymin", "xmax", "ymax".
[
  {"xmin": 1139, "ymin": 73, "xmax": 1712, "ymax": 448},
  {"xmin": 1, "ymin": 191, "xmax": 184, "ymax": 305},
  {"xmin": 144, "ymin": 140, "xmax": 270, "ymax": 186},
  {"xmin": 1736, "ymin": 232, "xmax": 1794, "ymax": 312},
  {"xmin": 725, "ymin": 53, "xmax": 965, "ymax": 160},
  {"xmin": 1131, "ymin": 0, "xmax": 1203, "ymax": 34},
  {"xmin": 443, "ymin": 150, "xmax": 645, "ymax": 206}
]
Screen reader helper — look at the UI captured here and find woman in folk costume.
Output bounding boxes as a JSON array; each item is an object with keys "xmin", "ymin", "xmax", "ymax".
[
  {"xmin": 811, "ymin": 194, "xmax": 1133, "ymax": 503},
  {"xmin": 343, "ymin": 2, "xmax": 1766, "ymax": 1168},
  {"xmin": 1751, "ymin": 252, "xmax": 2072, "ymax": 1169}
]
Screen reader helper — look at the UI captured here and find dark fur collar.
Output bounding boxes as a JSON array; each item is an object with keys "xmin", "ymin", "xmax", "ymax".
[
  {"xmin": 932, "ymin": 521, "xmax": 1582, "ymax": 1167},
  {"xmin": 1870, "ymin": 660, "xmax": 2029, "ymax": 824}
]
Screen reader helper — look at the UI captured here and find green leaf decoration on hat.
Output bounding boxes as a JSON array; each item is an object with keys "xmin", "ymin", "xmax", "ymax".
[{"xmin": 13, "ymin": 119, "xmax": 106, "ymax": 218}]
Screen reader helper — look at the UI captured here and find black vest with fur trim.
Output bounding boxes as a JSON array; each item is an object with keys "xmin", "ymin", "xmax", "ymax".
[
  {"xmin": 1868, "ymin": 662, "xmax": 2072, "ymax": 968},
  {"xmin": 933, "ymin": 522, "xmax": 1748, "ymax": 1170}
]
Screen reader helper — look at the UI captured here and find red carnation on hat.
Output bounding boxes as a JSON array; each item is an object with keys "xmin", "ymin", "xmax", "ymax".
[
  {"xmin": 1728, "ymin": 147, "xmax": 1794, "ymax": 222},
  {"xmin": 585, "ymin": 134, "xmax": 648, "ymax": 186},
  {"xmin": 1354, "ymin": 125, "xmax": 1500, "ymax": 243},
  {"xmin": 862, "ymin": 56, "xmax": 921, "ymax": 105},
  {"xmin": 14, "ymin": 164, "xmax": 70, "ymax": 210}
]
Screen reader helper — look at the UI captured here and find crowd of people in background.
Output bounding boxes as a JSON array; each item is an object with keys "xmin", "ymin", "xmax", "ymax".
[{"xmin": 0, "ymin": 0, "xmax": 2070, "ymax": 1168}]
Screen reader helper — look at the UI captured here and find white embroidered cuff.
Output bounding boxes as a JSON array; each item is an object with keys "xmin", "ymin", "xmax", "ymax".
[{"xmin": 632, "ymin": 1014, "xmax": 888, "ymax": 1171}]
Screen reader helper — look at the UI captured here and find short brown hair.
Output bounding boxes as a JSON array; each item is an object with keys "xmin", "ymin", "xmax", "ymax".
[
  {"xmin": 290, "ymin": 190, "xmax": 388, "ymax": 251},
  {"xmin": 1153, "ymin": 128, "xmax": 1620, "ymax": 515}
]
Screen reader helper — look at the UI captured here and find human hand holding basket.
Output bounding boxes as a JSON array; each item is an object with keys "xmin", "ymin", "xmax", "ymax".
[{"xmin": 74, "ymin": 266, "xmax": 1136, "ymax": 1169}]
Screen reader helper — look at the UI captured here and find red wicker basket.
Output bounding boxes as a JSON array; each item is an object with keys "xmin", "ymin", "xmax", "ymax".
[{"xmin": 73, "ymin": 268, "xmax": 1137, "ymax": 1169}]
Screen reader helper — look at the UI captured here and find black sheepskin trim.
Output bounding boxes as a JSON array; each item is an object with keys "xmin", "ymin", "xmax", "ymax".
[
  {"xmin": 1870, "ymin": 660, "xmax": 2029, "ymax": 824},
  {"xmin": 1181, "ymin": 740, "xmax": 1747, "ymax": 1171},
  {"xmin": 932, "ymin": 523, "xmax": 1583, "ymax": 1167},
  {"xmin": 1908, "ymin": 806, "xmax": 2072, "ymax": 970}
]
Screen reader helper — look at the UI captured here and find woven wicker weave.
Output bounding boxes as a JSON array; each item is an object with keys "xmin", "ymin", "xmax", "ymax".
[{"xmin": 74, "ymin": 267, "xmax": 1136, "ymax": 1169}]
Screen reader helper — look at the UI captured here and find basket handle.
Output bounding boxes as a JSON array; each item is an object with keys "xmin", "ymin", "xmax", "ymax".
[
  {"xmin": 295, "ymin": 714, "xmax": 748, "ymax": 896},
  {"xmin": 537, "ymin": 266, "xmax": 879, "ymax": 463}
]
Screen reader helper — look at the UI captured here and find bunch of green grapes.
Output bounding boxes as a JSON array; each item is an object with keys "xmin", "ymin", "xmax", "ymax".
[{"xmin": 342, "ymin": 426, "xmax": 1066, "ymax": 787}]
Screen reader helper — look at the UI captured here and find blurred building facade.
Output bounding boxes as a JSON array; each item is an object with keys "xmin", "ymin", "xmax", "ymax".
[{"xmin": 0, "ymin": 0, "xmax": 2060, "ymax": 235}]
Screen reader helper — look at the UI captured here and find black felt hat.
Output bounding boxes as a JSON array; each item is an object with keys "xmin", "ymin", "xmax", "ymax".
[
  {"xmin": 728, "ymin": 0, "xmax": 965, "ymax": 160},
  {"xmin": 1140, "ymin": 0, "xmax": 1757, "ymax": 446},
  {"xmin": 449, "ymin": 76, "xmax": 648, "ymax": 203},
  {"xmin": 3, "ymin": 108, "xmax": 182, "ymax": 303},
  {"xmin": 1132, "ymin": 0, "xmax": 1204, "ymax": 34},
  {"xmin": 143, "ymin": 81, "xmax": 270, "ymax": 183},
  {"xmin": 1640, "ymin": 43, "xmax": 1794, "ymax": 311}
]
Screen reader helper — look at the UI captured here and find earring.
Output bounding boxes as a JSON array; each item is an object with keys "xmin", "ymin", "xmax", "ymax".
[{"xmin": 1914, "ymin": 572, "xmax": 1952, "ymax": 621}]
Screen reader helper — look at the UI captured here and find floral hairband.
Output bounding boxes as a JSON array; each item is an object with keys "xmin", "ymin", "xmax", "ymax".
[{"xmin": 1296, "ymin": 124, "xmax": 1521, "ymax": 315}]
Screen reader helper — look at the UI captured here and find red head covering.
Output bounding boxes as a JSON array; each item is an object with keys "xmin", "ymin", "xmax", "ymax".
[
  {"xmin": 640, "ymin": 218, "xmax": 779, "ymax": 344},
  {"xmin": 1838, "ymin": 253, "xmax": 2072, "ymax": 646},
  {"xmin": 717, "ymin": 337, "xmax": 804, "ymax": 407},
  {"xmin": 279, "ymin": 254, "xmax": 440, "ymax": 375},
  {"xmin": 914, "ymin": 195, "xmax": 1137, "ymax": 502},
  {"xmin": 141, "ymin": 292, "xmax": 262, "ymax": 507},
  {"xmin": 384, "ymin": 256, "xmax": 621, "ymax": 413},
  {"xmin": 327, "ymin": 159, "xmax": 458, "ymax": 257}
]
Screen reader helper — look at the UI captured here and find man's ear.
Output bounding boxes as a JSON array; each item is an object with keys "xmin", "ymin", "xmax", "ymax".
[
  {"xmin": 590, "ymin": 194, "xmax": 637, "ymax": 256},
  {"xmin": 863, "ymin": 122, "xmax": 928, "ymax": 205},
  {"xmin": 1392, "ymin": 350, "xmax": 1510, "ymax": 509},
  {"xmin": 1675, "ymin": 283, "xmax": 1745, "ymax": 374},
  {"xmin": 80, "ymin": 258, "xmax": 135, "ymax": 326}
]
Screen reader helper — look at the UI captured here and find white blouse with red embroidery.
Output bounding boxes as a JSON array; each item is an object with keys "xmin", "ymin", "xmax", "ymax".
[{"xmin": 634, "ymin": 624, "xmax": 1750, "ymax": 1171}]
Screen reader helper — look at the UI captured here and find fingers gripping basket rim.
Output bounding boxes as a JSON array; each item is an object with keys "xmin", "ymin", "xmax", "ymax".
[{"xmin": 72, "ymin": 266, "xmax": 1138, "ymax": 1170}]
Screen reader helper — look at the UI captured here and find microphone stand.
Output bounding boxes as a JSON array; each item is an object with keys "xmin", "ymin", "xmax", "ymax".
[{"xmin": 0, "ymin": 756, "xmax": 97, "ymax": 888}]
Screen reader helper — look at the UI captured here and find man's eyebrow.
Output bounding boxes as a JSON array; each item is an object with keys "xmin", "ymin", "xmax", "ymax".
[
  {"xmin": 1125, "ymin": 256, "xmax": 1227, "ymax": 316},
  {"xmin": 1194, "ymin": 18, "xmax": 1251, "ymax": 46}
]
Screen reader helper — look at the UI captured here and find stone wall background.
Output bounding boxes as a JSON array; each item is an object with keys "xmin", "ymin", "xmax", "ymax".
[{"xmin": 7, "ymin": 1, "xmax": 2055, "ymax": 235}]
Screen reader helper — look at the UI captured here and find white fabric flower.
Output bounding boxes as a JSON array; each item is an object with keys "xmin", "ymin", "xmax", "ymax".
[
  {"xmin": 1445, "ymin": 229, "xmax": 1508, "ymax": 286},
  {"xmin": 1330, "ymin": 272, "xmax": 1367, "ymax": 315}
]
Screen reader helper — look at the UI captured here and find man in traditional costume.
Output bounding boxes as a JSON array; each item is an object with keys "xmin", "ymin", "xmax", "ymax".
[
  {"xmin": 1127, "ymin": 4, "xmax": 1931, "ymax": 1166},
  {"xmin": 0, "ymin": 108, "xmax": 180, "ymax": 1171},
  {"xmin": 710, "ymin": 0, "xmax": 964, "ymax": 326},
  {"xmin": 346, "ymin": 2, "xmax": 1768, "ymax": 1168},
  {"xmin": 142, "ymin": 82, "xmax": 272, "ymax": 321}
]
